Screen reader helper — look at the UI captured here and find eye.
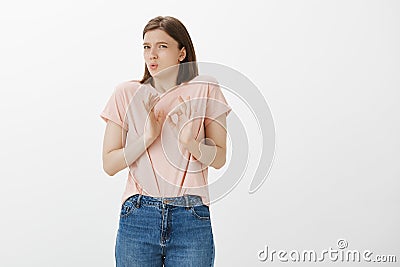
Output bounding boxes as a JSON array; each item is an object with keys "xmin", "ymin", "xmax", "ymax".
[
  {"xmin": 143, "ymin": 45, "xmax": 150, "ymax": 49},
  {"xmin": 159, "ymin": 44, "xmax": 168, "ymax": 48}
]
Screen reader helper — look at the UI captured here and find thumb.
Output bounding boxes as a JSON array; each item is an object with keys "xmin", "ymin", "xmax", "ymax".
[
  {"xmin": 166, "ymin": 114, "xmax": 175, "ymax": 129},
  {"xmin": 156, "ymin": 110, "xmax": 163, "ymax": 122}
]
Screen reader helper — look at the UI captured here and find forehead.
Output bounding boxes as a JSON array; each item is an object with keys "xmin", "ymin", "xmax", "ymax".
[{"xmin": 143, "ymin": 29, "xmax": 178, "ymax": 45}]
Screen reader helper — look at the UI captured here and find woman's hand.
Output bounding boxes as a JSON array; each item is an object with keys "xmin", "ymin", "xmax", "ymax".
[
  {"xmin": 142, "ymin": 93, "xmax": 164, "ymax": 145},
  {"xmin": 167, "ymin": 95, "xmax": 194, "ymax": 148}
]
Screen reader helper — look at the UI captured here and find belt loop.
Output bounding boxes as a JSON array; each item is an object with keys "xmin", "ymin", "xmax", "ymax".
[
  {"xmin": 136, "ymin": 194, "xmax": 142, "ymax": 208},
  {"xmin": 184, "ymin": 194, "xmax": 189, "ymax": 208}
]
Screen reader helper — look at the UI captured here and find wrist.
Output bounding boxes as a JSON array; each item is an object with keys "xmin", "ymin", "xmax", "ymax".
[{"xmin": 144, "ymin": 134, "xmax": 156, "ymax": 147}]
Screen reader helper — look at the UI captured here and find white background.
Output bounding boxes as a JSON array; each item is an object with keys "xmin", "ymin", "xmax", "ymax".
[{"xmin": 1, "ymin": 0, "xmax": 399, "ymax": 266}]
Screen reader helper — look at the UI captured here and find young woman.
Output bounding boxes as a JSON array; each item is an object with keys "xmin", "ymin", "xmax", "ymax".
[{"xmin": 100, "ymin": 16, "xmax": 231, "ymax": 266}]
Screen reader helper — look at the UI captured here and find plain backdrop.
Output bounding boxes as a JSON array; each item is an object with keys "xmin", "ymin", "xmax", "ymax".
[{"xmin": 0, "ymin": 0, "xmax": 399, "ymax": 266}]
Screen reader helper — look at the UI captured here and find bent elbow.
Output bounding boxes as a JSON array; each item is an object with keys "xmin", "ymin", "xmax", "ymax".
[
  {"xmin": 102, "ymin": 162, "xmax": 116, "ymax": 176},
  {"xmin": 103, "ymin": 167, "xmax": 113, "ymax": 176},
  {"xmin": 212, "ymin": 157, "xmax": 226, "ymax": 170}
]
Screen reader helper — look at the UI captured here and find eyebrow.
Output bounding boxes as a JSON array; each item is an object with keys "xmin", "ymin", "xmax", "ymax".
[{"xmin": 142, "ymin": 41, "xmax": 169, "ymax": 45}]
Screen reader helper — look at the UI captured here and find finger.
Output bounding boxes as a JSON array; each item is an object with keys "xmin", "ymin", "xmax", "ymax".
[
  {"xmin": 152, "ymin": 94, "xmax": 160, "ymax": 102},
  {"xmin": 148, "ymin": 93, "xmax": 156, "ymax": 105},
  {"xmin": 157, "ymin": 110, "xmax": 164, "ymax": 121},
  {"xmin": 148, "ymin": 109, "xmax": 155, "ymax": 120},
  {"xmin": 147, "ymin": 93, "xmax": 157, "ymax": 108},
  {"xmin": 178, "ymin": 95, "xmax": 186, "ymax": 110},
  {"xmin": 186, "ymin": 96, "xmax": 191, "ymax": 117},
  {"xmin": 149, "ymin": 96, "xmax": 160, "ymax": 109},
  {"xmin": 176, "ymin": 114, "xmax": 183, "ymax": 127},
  {"xmin": 149, "ymin": 100, "xmax": 156, "ymax": 110},
  {"xmin": 166, "ymin": 115, "xmax": 175, "ymax": 128}
]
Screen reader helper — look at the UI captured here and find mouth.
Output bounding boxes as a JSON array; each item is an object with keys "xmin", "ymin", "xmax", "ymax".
[{"xmin": 149, "ymin": 63, "xmax": 158, "ymax": 70}]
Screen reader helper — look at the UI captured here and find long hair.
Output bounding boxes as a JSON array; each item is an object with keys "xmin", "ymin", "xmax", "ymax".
[{"xmin": 139, "ymin": 16, "xmax": 198, "ymax": 85}]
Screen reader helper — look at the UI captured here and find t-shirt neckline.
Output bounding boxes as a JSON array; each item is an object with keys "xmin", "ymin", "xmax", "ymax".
[{"xmin": 145, "ymin": 80, "xmax": 191, "ymax": 98}]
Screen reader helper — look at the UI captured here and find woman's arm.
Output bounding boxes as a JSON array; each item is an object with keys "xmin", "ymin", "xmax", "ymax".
[
  {"xmin": 102, "ymin": 121, "xmax": 154, "ymax": 176},
  {"xmin": 183, "ymin": 114, "xmax": 228, "ymax": 169},
  {"xmin": 102, "ymin": 93, "xmax": 163, "ymax": 176}
]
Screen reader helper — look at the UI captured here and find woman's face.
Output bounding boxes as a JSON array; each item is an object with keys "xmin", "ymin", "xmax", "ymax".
[{"xmin": 143, "ymin": 29, "xmax": 186, "ymax": 78}]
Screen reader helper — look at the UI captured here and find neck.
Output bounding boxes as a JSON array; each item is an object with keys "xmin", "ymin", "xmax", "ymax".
[
  {"xmin": 152, "ymin": 77, "xmax": 177, "ymax": 93},
  {"xmin": 151, "ymin": 65, "xmax": 180, "ymax": 93}
]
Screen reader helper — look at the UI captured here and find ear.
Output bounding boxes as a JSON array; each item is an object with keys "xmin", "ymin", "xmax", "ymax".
[{"xmin": 179, "ymin": 47, "xmax": 186, "ymax": 61}]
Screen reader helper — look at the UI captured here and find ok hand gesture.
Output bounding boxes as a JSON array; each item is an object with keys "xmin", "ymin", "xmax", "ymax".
[{"xmin": 167, "ymin": 95, "xmax": 194, "ymax": 147}]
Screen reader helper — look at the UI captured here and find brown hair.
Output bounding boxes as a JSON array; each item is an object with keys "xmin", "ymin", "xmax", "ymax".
[{"xmin": 139, "ymin": 16, "xmax": 198, "ymax": 85}]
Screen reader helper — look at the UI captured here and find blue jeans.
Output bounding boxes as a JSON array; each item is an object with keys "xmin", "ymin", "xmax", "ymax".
[{"xmin": 115, "ymin": 194, "xmax": 215, "ymax": 266}]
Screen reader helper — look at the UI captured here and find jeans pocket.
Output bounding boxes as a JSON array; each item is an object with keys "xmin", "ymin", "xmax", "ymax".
[
  {"xmin": 189, "ymin": 204, "xmax": 211, "ymax": 220},
  {"xmin": 120, "ymin": 196, "xmax": 139, "ymax": 218}
]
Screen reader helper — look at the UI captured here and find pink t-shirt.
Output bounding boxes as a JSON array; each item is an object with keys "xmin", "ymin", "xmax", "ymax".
[{"xmin": 100, "ymin": 75, "xmax": 232, "ymax": 206}]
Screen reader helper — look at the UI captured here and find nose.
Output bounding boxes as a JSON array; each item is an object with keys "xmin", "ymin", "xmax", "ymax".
[{"xmin": 149, "ymin": 47, "xmax": 158, "ymax": 60}]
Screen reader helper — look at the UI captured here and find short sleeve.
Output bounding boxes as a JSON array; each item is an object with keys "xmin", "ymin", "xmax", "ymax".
[
  {"xmin": 204, "ymin": 82, "xmax": 232, "ymax": 127},
  {"xmin": 100, "ymin": 85, "xmax": 129, "ymax": 131}
]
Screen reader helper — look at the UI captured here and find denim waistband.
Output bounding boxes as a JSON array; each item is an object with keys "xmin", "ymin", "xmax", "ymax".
[{"xmin": 127, "ymin": 194, "xmax": 205, "ymax": 208}]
